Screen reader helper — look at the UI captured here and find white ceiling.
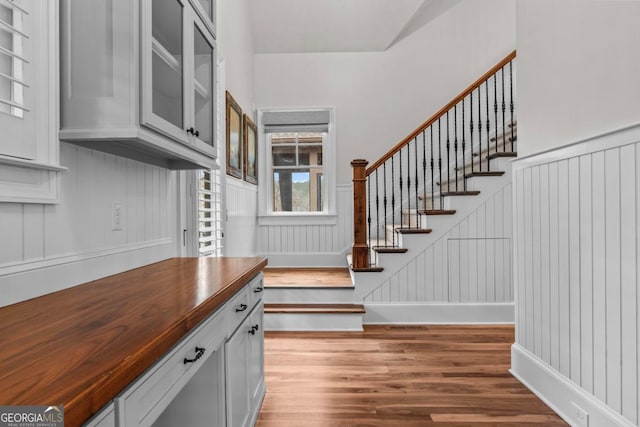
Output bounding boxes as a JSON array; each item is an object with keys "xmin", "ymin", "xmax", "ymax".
[{"xmin": 249, "ymin": 0, "xmax": 429, "ymax": 54}]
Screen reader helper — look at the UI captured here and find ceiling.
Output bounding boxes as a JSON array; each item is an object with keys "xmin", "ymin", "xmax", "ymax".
[{"xmin": 249, "ymin": 0, "xmax": 432, "ymax": 54}]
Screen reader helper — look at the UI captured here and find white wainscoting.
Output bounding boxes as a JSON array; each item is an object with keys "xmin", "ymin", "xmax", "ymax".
[
  {"xmin": 0, "ymin": 143, "xmax": 178, "ymax": 307},
  {"xmin": 225, "ymin": 177, "xmax": 258, "ymax": 256},
  {"xmin": 256, "ymin": 185, "xmax": 352, "ymax": 267},
  {"xmin": 364, "ymin": 184, "xmax": 513, "ymax": 305},
  {"xmin": 512, "ymin": 122, "xmax": 640, "ymax": 427}
]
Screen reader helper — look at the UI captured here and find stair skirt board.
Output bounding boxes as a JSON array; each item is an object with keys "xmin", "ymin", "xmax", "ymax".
[
  {"xmin": 511, "ymin": 344, "xmax": 637, "ymax": 427},
  {"xmin": 264, "ymin": 312, "xmax": 364, "ymax": 331},
  {"xmin": 363, "ymin": 303, "xmax": 514, "ymax": 325}
]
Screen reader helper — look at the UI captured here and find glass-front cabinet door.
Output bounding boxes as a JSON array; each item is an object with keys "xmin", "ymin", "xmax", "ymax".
[
  {"xmin": 141, "ymin": 0, "xmax": 216, "ymax": 155},
  {"xmin": 189, "ymin": 0, "xmax": 216, "ymax": 37}
]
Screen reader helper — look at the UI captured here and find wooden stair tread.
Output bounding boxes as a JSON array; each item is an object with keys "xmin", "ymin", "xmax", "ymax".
[
  {"xmin": 351, "ymin": 266, "xmax": 384, "ymax": 273},
  {"xmin": 417, "ymin": 209, "xmax": 456, "ymax": 215},
  {"xmin": 487, "ymin": 151, "xmax": 517, "ymax": 160},
  {"xmin": 373, "ymin": 247, "xmax": 408, "ymax": 253},
  {"xmin": 263, "ymin": 268, "xmax": 352, "ymax": 288},
  {"xmin": 441, "ymin": 190, "xmax": 481, "ymax": 196},
  {"xmin": 264, "ymin": 303, "xmax": 366, "ymax": 314},
  {"xmin": 395, "ymin": 228, "xmax": 432, "ymax": 234}
]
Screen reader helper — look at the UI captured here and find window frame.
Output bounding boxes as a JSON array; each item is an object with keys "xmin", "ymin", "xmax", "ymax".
[
  {"xmin": 257, "ymin": 107, "xmax": 336, "ymax": 225},
  {"xmin": 0, "ymin": 0, "xmax": 64, "ymax": 204}
]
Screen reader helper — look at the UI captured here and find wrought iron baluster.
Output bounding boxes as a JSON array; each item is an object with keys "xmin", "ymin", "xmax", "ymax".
[
  {"xmin": 485, "ymin": 81, "xmax": 491, "ymax": 171},
  {"xmin": 438, "ymin": 119, "xmax": 443, "ymax": 209},
  {"xmin": 501, "ymin": 67, "xmax": 506, "ymax": 152},
  {"xmin": 470, "ymin": 90, "xmax": 474, "ymax": 173},
  {"xmin": 454, "ymin": 105, "xmax": 458, "ymax": 192},
  {"xmin": 415, "ymin": 136, "xmax": 419, "ymax": 228},
  {"xmin": 430, "ymin": 126, "xmax": 435, "ymax": 210},
  {"xmin": 399, "ymin": 147, "xmax": 403, "ymax": 230},
  {"xmin": 375, "ymin": 170, "xmax": 379, "ymax": 256},
  {"xmin": 462, "ymin": 98, "xmax": 466, "ymax": 191},
  {"xmin": 422, "ymin": 130, "xmax": 427, "ymax": 216},
  {"xmin": 494, "ymin": 73, "xmax": 498, "ymax": 154},
  {"xmin": 383, "ymin": 162, "xmax": 387, "ymax": 247},
  {"xmin": 391, "ymin": 156, "xmax": 396, "ymax": 246},
  {"xmin": 446, "ymin": 111, "xmax": 450, "ymax": 193},
  {"xmin": 510, "ymin": 61, "xmax": 515, "ymax": 152},
  {"xmin": 406, "ymin": 145, "xmax": 411, "ymax": 229}
]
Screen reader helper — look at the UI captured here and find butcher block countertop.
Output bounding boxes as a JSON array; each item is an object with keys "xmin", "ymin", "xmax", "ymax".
[{"xmin": 0, "ymin": 257, "xmax": 268, "ymax": 426}]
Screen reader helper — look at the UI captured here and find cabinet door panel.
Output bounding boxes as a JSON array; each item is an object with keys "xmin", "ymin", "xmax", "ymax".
[
  {"xmin": 248, "ymin": 304, "xmax": 264, "ymax": 406},
  {"xmin": 225, "ymin": 319, "xmax": 250, "ymax": 427},
  {"xmin": 192, "ymin": 23, "xmax": 213, "ymax": 147}
]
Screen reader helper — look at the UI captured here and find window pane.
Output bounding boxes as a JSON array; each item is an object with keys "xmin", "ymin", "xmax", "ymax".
[
  {"xmin": 273, "ymin": 169, "xmax": 323, "ymax": 212},
  {"xmin": 272, "ymin": 145, "xmax": 296, "ymax": 167},
  {"xmin": 298, "ymin": 145, "xmax": 322, "ymax": 166}
]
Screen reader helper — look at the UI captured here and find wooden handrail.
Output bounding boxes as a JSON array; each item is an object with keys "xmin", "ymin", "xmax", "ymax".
[{"xmin": 365, "ymin": 50, "xmax": 516, "ymax": 176}]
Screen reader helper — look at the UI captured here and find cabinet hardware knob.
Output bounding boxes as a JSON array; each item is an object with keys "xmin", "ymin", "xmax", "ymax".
[
  {"xmin": 183, "ymin": 346, "xmax": 206, "ymax": 364},
  {"xmin": 248, "ymin": 328, "xmax": 256, "ymax": 335},
  {"xmin": 253, "ymin": 287, "xmax": 263, "ymax": 293},
  {"xmin": 235, "ymin": 303, "xmax": 248, "ymax": 312},
  {"xmin": 187, "ymin": 127, "xmax": 200, "ymax": 137},
  {"xmin": 253, "ymin": 324, "xmax": 259, "ymax": 331}
]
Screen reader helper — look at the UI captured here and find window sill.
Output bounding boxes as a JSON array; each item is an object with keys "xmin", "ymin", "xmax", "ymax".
[{"xmin": 258, "ymin": 213, "xmax": 337, "ymax": 226}]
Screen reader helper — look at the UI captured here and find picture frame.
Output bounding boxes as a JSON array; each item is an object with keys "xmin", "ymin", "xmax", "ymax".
[
  {"xmin": 243, "ymin": 114, "xmax": 258, "ymax": 185},
  {"xmin": 226, "ymin": 91, "xmax": 243, "ymax": 179}
]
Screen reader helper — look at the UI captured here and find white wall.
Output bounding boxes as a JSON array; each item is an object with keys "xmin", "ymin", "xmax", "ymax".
[
  {"xmin": 0, "ymin": 143, "xmax": 178, "ymax": 307},
  {"xmin": 217, "ymin": 0, "xmax": 258, "ymax": 256},
  {"xmin": 512, "ymin": 2, "xmax": 640, "ymax": 425},
  {"xmin": 516, "ymin": 0, "xmax": 640, "ymax": 158},
  {"xmin": 255, "ymin": 0, "xmax": 516, "ymax": 185}
]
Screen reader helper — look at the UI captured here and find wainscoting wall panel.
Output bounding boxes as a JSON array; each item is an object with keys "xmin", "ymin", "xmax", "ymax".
[
  {"xmin": 256, "ymin": 185, "xmax": 352, "ymax": 266},
  {"xmin": 225, "ymin": 177, "xmax": 258, "ymax": 256},
  {"xmin": 511, "ymin": 123, "xmax": 640, "ymax": 426},
  {"xmin": 0, "ymin": 143, "xmax": 178, "ymax": 307},
  {"xmin": 364, "ymin": 184, "xmax": 512, "ymax": 304}
]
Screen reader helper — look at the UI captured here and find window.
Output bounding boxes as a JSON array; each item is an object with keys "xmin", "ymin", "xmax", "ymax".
[
  {"xmin": 197, "ymin": 169, "xmax": 223, "ymax": 256},
  {"xmin": 0, "ymin": 0, "xmax": 63, "ymax": 203},
  {"xmin": 258, "ymin": 108, "xmax": 336, "ymax": 224}
]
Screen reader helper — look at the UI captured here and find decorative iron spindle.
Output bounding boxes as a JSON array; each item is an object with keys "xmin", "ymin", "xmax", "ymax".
[
  {"xmin": 422, "ymin": 130, "xmax": 427, "ymax": 212},
  {"xmin": 399, "ymin": 147, "xmax": 403, "ymax": 230},
  {"xmin": 375, "ymin": 170, "xmax": 380, "ymax": 252},
  {"xmin": 383, "ymin": 162, "xmax": 387, "ymax": 247},
  {"xmin": 494, "ymin": 74, "xmax": 498, "ymax": 154},
  {"xmin": 470, "ymin": 90, "xmax": 474, "ymax": 172},
  {"xmin": 485, "ymin": 81, "xmax": 490, "ymax": 171},
  {"xmin": 454, "ymin": 105, "xmax": 458, "ymax": 191},
  {"xmin": 501, "ymin": 68, "xmax": 506, "ymax": 153},
  {"xmin": 438, "ymin": 119, "xmax": 442, "ymax": 209},
  {"xmin": 391, "ymin": 156, "xmax": 396, "ymax": 245},
  {"xmin": 478, "ymin": 84, "xmax": 483, "ymax": 171},
  {"xmin": 462, "ymin": 98, "xmax": 466, "ymax": 190},
  {"xmin": 414, "ymin": 137, "xmax": 419, "ymax": 228},
  {"xmin": 406, "ymin": 145, "xmax": 411, "ymax": 229},
  {"xmin": 446, "ymin": 111, "xmax": 450, "ymax": 192},
  {"xmin": 430, "ymin": 126, "xmax": 435, "ymax": 209},
  {"xmin": 510, "ymin": 61, "xmax": 514, "ymax": 152}
]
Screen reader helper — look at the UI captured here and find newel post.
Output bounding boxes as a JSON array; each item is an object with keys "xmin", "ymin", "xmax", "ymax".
[{"xmin": 351, "ymin": 159, "xmax": 369, "ymax": 269}]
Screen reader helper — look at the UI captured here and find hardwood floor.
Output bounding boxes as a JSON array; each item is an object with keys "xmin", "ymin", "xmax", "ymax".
[
  {"xmin": 263, "ymin": 268, "xmax": 353, "ymax": 287},
  {"xmin": 257, "ymin": 325, "xmax": 568, "ymax": 426}
]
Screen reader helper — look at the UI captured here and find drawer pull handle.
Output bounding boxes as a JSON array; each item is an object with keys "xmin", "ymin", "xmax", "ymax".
[
  {"xmin": 253, "ymin": 287, "xmax": 263, "ymax": 293},
  {"xmin": 183, "ymin": 346, "xmax": 206, "ymax": 364},
  {"xmin": 248, "ymin": 324, "xmax": 260, "ymax": 335},
  {"xmin": 235, "ymin": 303, "xmax": 248, "ymax": 312},
  {"xmin": 186, "ymin": 127, "xmax": 200, "ymax": 137}
]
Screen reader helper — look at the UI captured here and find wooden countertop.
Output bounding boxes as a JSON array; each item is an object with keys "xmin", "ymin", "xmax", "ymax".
[{"xmin": 0, "ymin": 257, "xmax": 267, "ymax": 426}]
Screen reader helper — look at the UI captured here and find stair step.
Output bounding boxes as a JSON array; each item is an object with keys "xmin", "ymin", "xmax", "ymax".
[
  {"xmin": 487, "ymin": 151, "xmax": 517, "ymax": 160},
  {"xmin": 264, "ymin": 303, "xmax": 365, "ymax": 314},
  {"xmin": 351, "ymin": 266, "xmax": 384, "ymax": 273},
  {"xmin": 395, "ymin": 227, "xmax": 432, "ymax": 234},
  {"xmin": 373, "ymin": 246, "xmax": 408, "ymax": 253},
  {"xmin": 263, "ymin": 267, "xmax": 352, "ymax": 288},
  {"xmin": 441, "ymin": 190, "xmax": 481, "ymax": 196},
  {"xmin": 465, "ymin": 171, "xmax": 505, "ymax": 178},
  {"xmin": 417, "ymin": 209, "xmax": 456, "ymax": 215}
]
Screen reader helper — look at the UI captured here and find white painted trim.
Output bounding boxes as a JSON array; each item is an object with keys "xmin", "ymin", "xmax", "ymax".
[
  {"xmin": 226, "ymin": 175, "xmax": 258, "ymax": 192},
  {"xmin": 511, "ymin": 344, "xmax": 637, "ymax": 427},
  {"xmin": 264, "ymin": 312, "xmax": 363, "ymax": 331},
  {"xmin": 513, "ymin": 121, "xmax": 640, "ymax": 170},
  {"xmin": 0, "ymin": 239, "xmax": 175, "ymax": 307},
  {"xmin": 363, "ymin": 303, "xmax": 514, "ymax": 324},
  {"xmin": 257, "ymin": 213, "xmax": 337, "ymax": 226},
  {"xmin": 0, "ymin": 156, "xmax": 67, "ymax": 172},
  {"xmin": 261, "ymin": 249, "xmax": 350, "ymax": 268}
]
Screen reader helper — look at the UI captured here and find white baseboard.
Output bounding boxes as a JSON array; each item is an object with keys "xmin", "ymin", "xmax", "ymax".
[
  {"xmin": 363, "ymin": 302, "xmax": 514, "ymax": 324},
  {"xmin": 264, "ymin": 312, "xmax": 363, "ymax": 331},
  {"xmin": 0, "ymin": 239, "xmax": 175, "ymax": 307},
  {"xmin": 261, "ymin": 252, "xmax": 349, "ymax": 268},
  {"xmin": 510, "ymin": 344, "xmax": 636, "ymax": 427}
]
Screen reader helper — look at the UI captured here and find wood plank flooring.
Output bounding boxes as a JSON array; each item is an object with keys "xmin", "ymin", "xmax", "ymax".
[
  {"xmin": 257, "ymin": 325, "xmax": 568, "ymax": 426},
  {"xmin": 263, "ymin": 268, "xmax": 353, "ymax": 287}
]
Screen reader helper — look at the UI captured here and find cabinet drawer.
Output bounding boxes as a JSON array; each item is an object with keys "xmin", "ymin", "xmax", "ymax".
[
  {"xmin": 117, "ymin": 309, "xmax": 226, "ymax": 427},
  {"xmin": 248, "ymin": 273, "xmax": 264, "ymax": 306},
  {"xmin": 83, "ymin": 402, "xmax": 115, "ymax": 427},
  {"xmin": 226, "ymin": 285, "xmax": 251, "ymax": 336}
]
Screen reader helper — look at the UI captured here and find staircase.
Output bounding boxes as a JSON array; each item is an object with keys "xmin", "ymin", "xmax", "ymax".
[{"xmin": 265, "ymin": 51, "xmax": 517, "ymax": 330}]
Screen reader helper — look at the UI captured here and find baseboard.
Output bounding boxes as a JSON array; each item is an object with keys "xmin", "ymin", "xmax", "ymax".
[
  {"xmin": 260, "ymin": 251, "xmax": 349, "ymax": 268},
  {"xmin": 363, "ymin": 302, "xmax": 514, "ymax": 324},
  {"xmin": 264, "ymin": 312, "xmax": 363, "ymax": 331},
  {"xmin": 0, "ymin": 239, "xmax": 175, "ymax": 307},
  {"xmin": 510, "ymin": 344, "xmax": 636, "ymax": 427}
]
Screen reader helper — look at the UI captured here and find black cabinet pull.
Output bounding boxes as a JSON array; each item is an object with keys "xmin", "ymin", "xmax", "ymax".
[
  {"xmin": 186, "ymin": 127, "xmax": 200, "ymax": 137},
  {"xmin": 248, "ymin": 324, "xmax": 260, "ymax": 336},
  {"xmin": 253, "ymin": 324, "xmax": 259, "ymax": 332},
  {"xmin": 235, "ymin": 303, "xmax": 248, "ymax": 312},
  {"xmin": 253, "ymin": 287, "xmax": 263, "ymax": 293},
  {"xmin": 183, "ymin": 346, "xmax": 206, "ymax": 364}
]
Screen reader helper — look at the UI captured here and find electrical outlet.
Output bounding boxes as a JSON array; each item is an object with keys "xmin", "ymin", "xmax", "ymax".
[
  {"xmin": 571, "ymin": 402, "xmax": 589, "ymax": 427},
  {"xmin": 112, "ymin": 203, "xmax": 123, "ymax": 231}
]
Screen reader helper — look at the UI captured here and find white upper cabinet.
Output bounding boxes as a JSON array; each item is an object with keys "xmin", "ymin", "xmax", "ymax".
[{"xmin": 60, "ymin": 0, "xmax": 217, "ymax": 170}]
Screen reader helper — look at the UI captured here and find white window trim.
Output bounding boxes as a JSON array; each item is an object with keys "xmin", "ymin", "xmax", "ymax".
[
  {"xmin": 0, "ymin": 0, "xmax": 65, "ymax": 204},
  {"xmin": 256, "ymin": 106, "xmax": 336, "ymax": 225}
]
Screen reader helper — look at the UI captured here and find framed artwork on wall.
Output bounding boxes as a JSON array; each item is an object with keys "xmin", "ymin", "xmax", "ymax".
[
  {"xmin": 243, "ymin": 114, "xmax": 258, "ymax": 185},
  {"xmin": 226, "ymin": 91, "xmax": 243, "ymax": 179}
]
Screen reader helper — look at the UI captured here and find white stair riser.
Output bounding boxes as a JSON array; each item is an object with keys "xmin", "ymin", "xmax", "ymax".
[
  {"xmin": 264, "ymin": 312, "xmax": 364, "ymax": 331},
  {"xmin": 264, "ymin": 287, "xmax": 355, "ymax": 304}
]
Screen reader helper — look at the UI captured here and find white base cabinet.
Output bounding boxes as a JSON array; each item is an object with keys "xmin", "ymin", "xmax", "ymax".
[{"xmin": 86, "ymin": 273, "xmax": 265, "ymax": 427}]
